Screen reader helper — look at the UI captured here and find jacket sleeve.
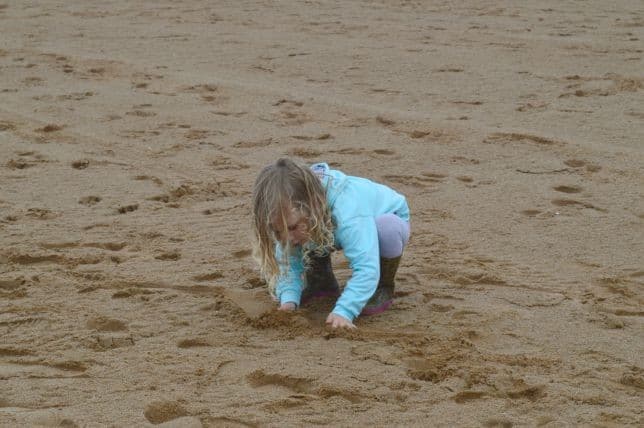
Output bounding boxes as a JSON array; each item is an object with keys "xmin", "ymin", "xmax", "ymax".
[
  {"xmin": 274, "ymin": 244, "xmax": 305, "ymax": 306},
  {"xmin": 332, "ymin": 217, "xmax": 380, "ymax": 321}
]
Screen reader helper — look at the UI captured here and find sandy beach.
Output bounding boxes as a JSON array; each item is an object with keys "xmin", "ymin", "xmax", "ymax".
[{"xmin": 1, "ymin": 0, "xmax": 643, "ymax": 426}]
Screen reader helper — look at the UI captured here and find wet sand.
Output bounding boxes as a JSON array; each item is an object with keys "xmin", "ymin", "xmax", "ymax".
[{"xmin": 1, "ymin": 1, "xmax": 643, "ymax": 426}]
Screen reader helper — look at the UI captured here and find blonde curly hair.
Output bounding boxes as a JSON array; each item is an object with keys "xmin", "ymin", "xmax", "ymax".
[{"xmin": 252, "ymin": 158, "xmax": 335, "ymax": 293}]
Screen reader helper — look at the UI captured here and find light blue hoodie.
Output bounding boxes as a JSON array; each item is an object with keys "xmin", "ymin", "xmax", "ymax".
[{"xmin": 275, "ymin": 163, "xmax": 410, "ymax": 321}]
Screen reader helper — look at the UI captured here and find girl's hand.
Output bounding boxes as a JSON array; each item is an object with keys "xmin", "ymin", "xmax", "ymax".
[
  {"xmin": 326, "ymin": 313, "xmax": 356, "ymax": 329},
  {"xmin": 279, "ymin": 302, "xmax": 297, "ymax": 311}
]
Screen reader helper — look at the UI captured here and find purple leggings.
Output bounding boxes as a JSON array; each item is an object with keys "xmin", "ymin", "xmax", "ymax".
[{"xmin": 376, "ymin": 214, "xmax": 410, "ymax": 258}]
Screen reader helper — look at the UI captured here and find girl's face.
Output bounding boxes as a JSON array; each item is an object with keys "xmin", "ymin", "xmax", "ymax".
[{"xmin": 272, "ymin": 207, "xmax": 310, "ymax": 247}]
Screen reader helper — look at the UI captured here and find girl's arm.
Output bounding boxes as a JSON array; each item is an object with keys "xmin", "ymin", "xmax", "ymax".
[
  {"xmin": 332, "ymin": 217, "xmax": 380, "ymax": 321},
  {"xmin": 274, "ymin": 244, "xmax": 305, "ymax": 307}
]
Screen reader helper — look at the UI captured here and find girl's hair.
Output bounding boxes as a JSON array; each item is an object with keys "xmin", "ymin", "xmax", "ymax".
[{"xmin": 252, "ymin": 158, "xmax": 334, "ymax": 293}]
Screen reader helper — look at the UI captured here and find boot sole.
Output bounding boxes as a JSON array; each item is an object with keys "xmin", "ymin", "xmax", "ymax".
[{"xmin": 361, "ymin": 299, "xmax": 393, "ymax": 316}]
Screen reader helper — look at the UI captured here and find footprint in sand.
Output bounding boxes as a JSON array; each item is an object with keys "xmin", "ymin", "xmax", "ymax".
[
  {"xmin": 143, "ymin": 401, "xmax": 188, "ymax": 425},
  {"xmin": 564, "ymin": 158, "xmax": 602, "ymax": 173},
  {"xmin": 116, "ymin": 204, "xmax": 139, "ymax": 214},
  {"xmin": 6, "ymin": 159, "xmax": 35, "ymax": 169},
  {"xmin": 57, "ymin": 91, "xmax": 95, "ymax": 101},
  {"xmin": 370, "ymin": 87, "xmax": 401, "ymax": 95},
  {"xmin": 273, "ymin": 99, "xmax": 303, "ymax": 107},
  {"xmin": 146, "ymin": 195, "xmax": 170, "ymax": 204},
  {"xmin": 233, "ymin": 138, "xmax": 276, "ymax": 148},
  {"xmin": 177, "ymin": 338, "xmax": 210, "ymax": 348},
  {"xmin": 247, "ymin": 369, "xmax": 364, "ymax": 403},
  {"xmin": 290, "ymin": 133, "xmax": 332, "ymax": 142},
  {"xmin": 36, "ymin": 124, "xmax": 64, "ymax": 133},
  {"xmin": 0, "ymin": 276, "xmax": 31, "ymax": 299},
  {"xmin": 25, "ymin": 208, "xmax": 57, "ymax": 220},
  {"xmin": 247, "ymin": 369, "xmax": 316, "ymax": 394},
  {"xmin": 0, "ymin": 347, "xmax": 34, "ymax": 359},
  {"xmin": 328, "ymin": 147, "xmax": 398, "ymax": 158},
  {"xmin": 79, "ymin": 196, "xmax": 101, "ymax": 206},
  {"xmin": 184, "ymin": 129, "xmax": 225, "ymax": 140},
  {"xmin": 405, "ymin": 357, "xmax": 455, "ymax": 383},
  {"xmin": 210, "ymin": 156, "xmax": 250, "ymax": 170},
  {"xmin": 183, "ymin": 83, "xmax": 218, "ymax": 93},
  {"xmin": 0, "ymin": 121, "xmax": 17, "ymax": 132},
  {"xmin": 553, "ymin": 185, "xmax": 582, "ymax": 194},
  {"xmin": 181, "ymin": 83, "xmax": 227, "ymax": 104},
  {"xmin": 134, "ymin": 175, "xmax": 163, "ymax": 186},
  {"xmin": 87, "ymin": 316, "xmax": 128, "ymax": 332},
  {"xmin": 330, "ymin": 147, "xmax": 363, "ymax": 155},
  {"xmin": 457, "ymin": 176, "xmax": 474, "ymax": 183},
  {"xmin": 155, "ymin": 250, "xmax": 181, "ymax": 261},
  {"xmin": 278, "ymin": 110, "xmax": 311, "ymax": 126},
  {"xmin": 564, "ymin": 159, "xmax": 586, "ymax": 168},
  {"xmin": 102, "ymin": 114, "xmax": 122, "ymax": 122},
  {"xmin": 112, "ymin": 288, "xmax": 155, "ymax": 299},
  {"xmin": 520, "ymin": 209, "xmax": 542, "ymax": 217},
  {"xmin": 211, "ymin": 110, "xmax": 247, "ymax": 117},
  {"xmin": 71, "ymin": 159, "xmax": 90, "ymax": 169},
  {"xmin": 3, "ymin": 214, "xmax": 19, "ymax": 222},
  {"xmin": 406, "ymin": 129, "xmax": 452, "ymax": 142},
  {"xmin": 451, "ymin": 100, "xmax": 483, "ymax": 106},
  {"xmin": 0, "ymin": 315, "xmax": 48, "ymax": 330},
  {"xmin": 271, "ymin": 99, "xmax": 310, "ymax": 126},
  {"xmin": 23, "ymin": 76, "xmax": 44, "ymax": 86},
  {"xmin": 383, "ymin": 172, "xmax": 447, "ymax": 188},
  {"xmin": 39, "ymin": 241, "xmax": 125, "ymax": 251},
  {"xmin": 551, "ymin": 199, "xmax": 606, "ymax": 212},
  {"xmin": 118, "ymin": 129, "xmax": 160, "ymax": 140},
  {"xmin": 452, "ymin": 391, "xmax": 486, "ymax": 403},
  {"xmin": 516, "ymin": 101, "xmax": 549, "ymax": 112},
  {"xmin": 484, "ymin": 132, "xmax": 562, "ymax": 146},
  {"xmin": 451, "ymin": 156, "xmax": 480, "ymax": 165},
  {"xmin": 289, "ymin": 147, "xmax": 322, "ymax": 159},
  {"xmin": 376, "ymin": 116, "xmax": 396, "ymax": 127},
  {"xmin": 192, "ymin": 272, "xmax": 224, "ymax": 282},
  {"xmin": 125, "ymin": 109, "xmax": 156, "ymax": 118},
  {"xmin": 0, "ymin": 277, "xmax": 32, "ymax": 291},
  {"xmin": 232, "ymin": 249, "xmax": 252, "ymax": 259},
  {"xmin": 436, "ymin": 66, "xmax": 464, "ymax": 73},
  {"xmin": 6, "ymin": 250, "xmax": 103, "ymax": 266}
]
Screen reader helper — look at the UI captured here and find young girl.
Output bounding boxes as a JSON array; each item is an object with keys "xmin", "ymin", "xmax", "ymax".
[{"xmin": 252, "ymin": 158, "xmax": 410, "ymax": 329}]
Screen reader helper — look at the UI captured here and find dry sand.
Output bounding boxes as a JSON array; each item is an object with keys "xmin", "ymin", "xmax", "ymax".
[{"xmin": 1, "ymin": 0, "xmax": 643, "ymax": 426}]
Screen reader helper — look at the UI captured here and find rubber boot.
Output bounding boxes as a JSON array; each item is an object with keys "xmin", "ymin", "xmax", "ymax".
[
  {"xmin": 361, "ymin": 255, "xmax": 401, "ymax": 316},
  {"xmin": 301, "ymin": 252, "xmax": 340, "ymax": 305}
]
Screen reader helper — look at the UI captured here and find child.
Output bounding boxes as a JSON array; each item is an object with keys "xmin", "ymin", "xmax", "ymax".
[{"xmin": 252, "ymin": 158, "xmax": 410, "ymax": 329}]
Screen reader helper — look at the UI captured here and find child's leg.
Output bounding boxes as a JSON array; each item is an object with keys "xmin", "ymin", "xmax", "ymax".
[
  {"xmin": 375, "ymin": 213, "xmax": 410, "ymax": 258},
  {"xmin": 361, "ymin": 214, "xmax": 410, "ymax": 316}
]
